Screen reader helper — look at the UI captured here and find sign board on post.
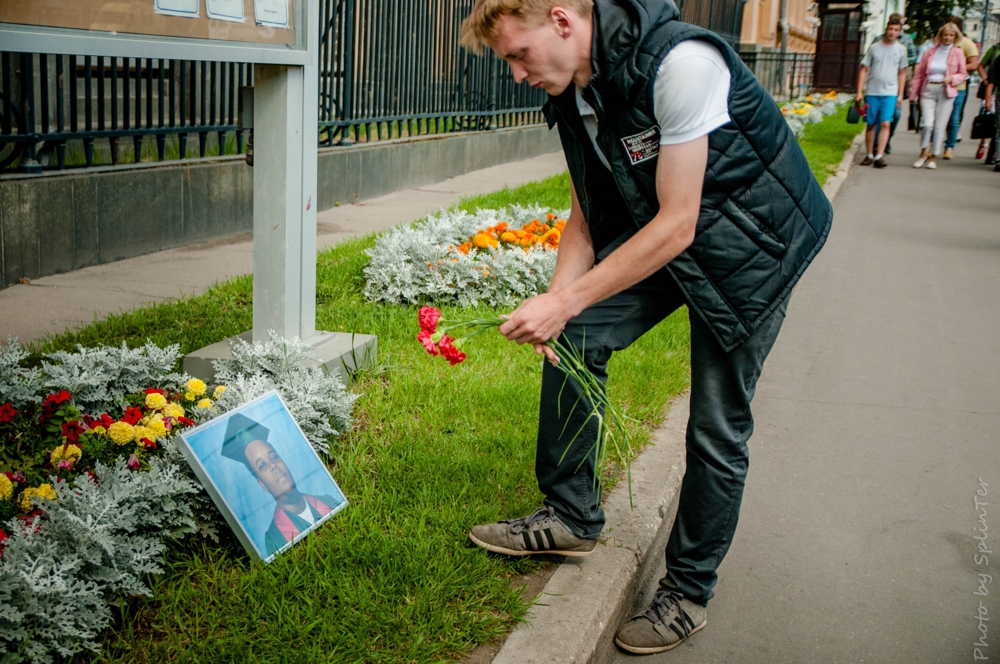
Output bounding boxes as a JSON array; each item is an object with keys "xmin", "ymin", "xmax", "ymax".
[{"xmin": 1, "ymin": 0, "xmax": 376, "ymax": 381}]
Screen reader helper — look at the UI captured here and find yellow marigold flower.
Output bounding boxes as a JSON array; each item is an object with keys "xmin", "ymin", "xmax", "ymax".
[
  {"xmin": 213, "ymin": 385, "xmax": 226, "ymax": 399},
  {"xmin": 108, "ymin": 421, "xmax": 136, "ymax": 445},
  {"xmin": 196, "ymin": 398, "xmax": 213, "ymax": 410},
  {"xmin": 20, "ymin": 484, "xmax": 57, "ymax": 511},
  {"xmin": 50, "ymin": 444, "xmax": 83, "ymax": 465},
  {"xmin": 93, "ymin": 425, "xmax": 106, "ymax": 435},
  {"xmin": 163, "ymin": 403, "xmax": 185, "ymax": 419},
  {"xmin": 499, "ymin": 231, "xmax": 517, "ymax": 243},
  {"xmin": 143, "ymin": 415, "xmax": 167, "ymax": 439},
  {"xmin": 472, "ymin": 233, "xmax": 493, "ymax": 249},
  {"xmin": 145, "ymin": 392, "xmax": 168, "ymax": 410},
  {"xmin": 186, "ymin": 378, "xmax": 207, "ymax": 397},
  {"xmin": 0, "ymin": 475, "xmax": 12, "ymax": 501},
  {"xmin": 133, "ymin": 425, "xmax": 156, "ymax": 443},
  {"xmin": 184, "ymin": 391, "xmax": 195, "ymax": 401}
]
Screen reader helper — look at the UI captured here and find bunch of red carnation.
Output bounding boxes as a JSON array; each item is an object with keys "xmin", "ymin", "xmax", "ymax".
[{"xmin": 416, "ymin": 306, "xmax": 467, "ymax": 365}]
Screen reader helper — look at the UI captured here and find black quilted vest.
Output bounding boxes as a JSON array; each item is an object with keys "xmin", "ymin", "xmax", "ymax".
[{"xmin": 543, "ymin": 0, "xmax": 833, "ymax": 351}]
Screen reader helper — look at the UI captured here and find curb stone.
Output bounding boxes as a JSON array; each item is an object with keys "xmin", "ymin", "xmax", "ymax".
[
  {"xmin": 491, "ymin": 392, "xmax": 689, "ymax": 664},
  {"xmin": 489, "ymin": 131, "xmax": 862, "ymax": 664}
]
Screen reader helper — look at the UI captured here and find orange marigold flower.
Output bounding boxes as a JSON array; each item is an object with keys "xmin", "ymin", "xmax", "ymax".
[
  {"xmin": 457, "ymin": 243, "xmax": 472, "ymax": 255},
  {"xmin": 546, "ymin": 212, "xmax": 556, "ymax": 220},
  {"xmin": 500, "ymin": 231, "xmax": 517, "ymax": 243},
  {"xmin": 473, "ymin": 233, "xmax": 493, "ymax": 249},
  {"xmin": 496, "ymin": 221, "xmax": 508, "ymax": 232}
]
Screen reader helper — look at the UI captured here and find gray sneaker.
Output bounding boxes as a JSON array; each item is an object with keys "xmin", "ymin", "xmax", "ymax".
[
  {"xmin": 469, "ymin": 506, "xmax": 597, "ymax": 557},
  {"xmin": 614, "ymin": 588, "xmax": 707, "ymax": 654}
]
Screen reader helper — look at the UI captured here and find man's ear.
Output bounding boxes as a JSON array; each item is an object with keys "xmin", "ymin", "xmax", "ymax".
[{"xmin": 550, "ymin": 6, "xmax": 574, "ymax": 37}]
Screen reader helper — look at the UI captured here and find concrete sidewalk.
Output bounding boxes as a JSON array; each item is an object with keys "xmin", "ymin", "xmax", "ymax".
[
  {"xmin": 0, "ymin": 151, "xmax": 565, "ymax": 345},
  {"xmin": 610, "ymin": 106, "xmax": 1000, "ymax": 660}
]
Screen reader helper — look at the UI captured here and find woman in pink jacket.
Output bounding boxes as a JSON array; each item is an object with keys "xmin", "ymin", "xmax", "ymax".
[{"xmin": 909, "ymin": 23, "xmax": 969, "ymax": 169}]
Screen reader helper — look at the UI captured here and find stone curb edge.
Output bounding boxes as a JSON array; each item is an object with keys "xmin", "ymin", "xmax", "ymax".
[
  {"xmin": 492, "ymin": 392, "xmax": 690, "ymax": 664},
  {"xmin": 822, "ymin": 131, "xmax": 864, "ymax": 204},
  {"xmin": 490, "ymin": 129, "xmax": 862, "ymax": 664}
]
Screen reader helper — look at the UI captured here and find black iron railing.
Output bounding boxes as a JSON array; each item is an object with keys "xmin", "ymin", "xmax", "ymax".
[
  {"xmin": 738, "ymin": 51, "xmax": 863, "ymax": 103},
  {"xmin": 0, "ymin": 53, "xmax": 252, "ymax": 172}
]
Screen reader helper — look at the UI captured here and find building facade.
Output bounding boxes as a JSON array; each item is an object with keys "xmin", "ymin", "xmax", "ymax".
[{"xmin": 739, "ymin": 0, "xmax": 820, "ymax": 53}]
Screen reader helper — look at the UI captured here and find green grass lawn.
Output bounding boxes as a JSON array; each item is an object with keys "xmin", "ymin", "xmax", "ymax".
[
  {"xmin": 30, "ymin": 107, "xmax": 854, "ymax": 663},
  {"xmin": 798, "ymin": 104, "xmax": 865, "ymax": 183}
]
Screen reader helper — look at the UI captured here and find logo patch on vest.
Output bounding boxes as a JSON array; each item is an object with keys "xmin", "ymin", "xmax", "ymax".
[{"xmin": 621, "ymin": 126, "xmax": 660, "ymax": 165}]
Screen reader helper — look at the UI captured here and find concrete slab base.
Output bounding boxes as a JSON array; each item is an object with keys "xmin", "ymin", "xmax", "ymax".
[{"xmin": 183, "ymin": 330, "xmax": 377, "ymax": 386}]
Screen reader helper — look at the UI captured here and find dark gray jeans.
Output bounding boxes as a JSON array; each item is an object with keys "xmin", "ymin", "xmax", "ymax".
[{"xmin": 536, "ymin": 268, "xmax": 788, "ymax": 605}]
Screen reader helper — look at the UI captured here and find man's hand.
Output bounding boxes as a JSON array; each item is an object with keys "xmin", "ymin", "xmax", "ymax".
[
  {"xmin": 499, "ymin": 291, "xmax": 580, "ymax": 362},
  {"xmin": 855, "ymin": 91, "xmax": 864, "ymax": 105},
  {"xmin": 896, "ymin": 95, "xmax": 903, "ymax": 108}
]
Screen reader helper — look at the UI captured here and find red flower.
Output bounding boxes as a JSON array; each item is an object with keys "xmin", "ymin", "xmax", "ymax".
[
  {"xmin": 99, "ymin": 413, "xmax": 115, "ymax": 428},
  {"xmin": 141, "ymin": 438, "xmax": 157, "ymax": 450},
  {"xmin": 40, "ymin": 390, "xmax": 71, "ymax": 424},
  {"xmin": 126, "ymin": 454, "xmax": 140, "ymax": 471},
  {"xmin": 418, "ymin": 306, "xmax": 442, "ymax": 333},
  {"xmin": 438, "ymin": 337, "xmax": 467, "ymax": 366},
  {"xmin": 0, "ymin": 528, "xmax": 7, "ymax": 553},
  {"xmin": 0, "ymin": 403, "xmax": 16, "ymax": 424},
  {"xmin": 417, "ymin": 330, "xmax": 439, "ymax": 356},
  {"xmin": 177, "ymin": 416, "xmax": 195, "ymax": 427},
  {"xmin": 81, "ymin": 414, "xmax": 97, "ymax": 429},
  {"xmin": 121, "ymin": 406, "xmax": 144, "ymax": 425},
  {"xmin": 62, "ymin": 420, "xmax": 85, "ymax": 445},
  {"xmin": 144, "ymin": 387, "xmax": 165, "ymax": 396},
  {"xmin": 5, "ymin": 471, "xmax": 24, "ymax": 484}
]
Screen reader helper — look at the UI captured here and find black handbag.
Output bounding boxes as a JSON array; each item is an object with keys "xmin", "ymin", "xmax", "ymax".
[
  {"xmin": 847, "ymin": 103, "xmax": 866, "ymax": 124},
  {"xmin": 971, "ymin": 109, "xmax": 996, "ymax": 139}
]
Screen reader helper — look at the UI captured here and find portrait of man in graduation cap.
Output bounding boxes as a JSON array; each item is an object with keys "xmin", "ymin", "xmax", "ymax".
[{"xmin": 221, "ymin": 412, "xmax": 341, "ymax": 556}]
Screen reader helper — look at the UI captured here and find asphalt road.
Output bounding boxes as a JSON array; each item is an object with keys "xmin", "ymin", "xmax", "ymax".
[{"xmin": 610, "ymin": 111, "xmax": 1000, "ymax": 663}]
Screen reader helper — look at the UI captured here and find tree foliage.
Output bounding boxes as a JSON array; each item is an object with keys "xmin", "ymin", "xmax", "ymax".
[{"xmin": 906, "ymin": 0, "xmax": 980, "ymax": 44}]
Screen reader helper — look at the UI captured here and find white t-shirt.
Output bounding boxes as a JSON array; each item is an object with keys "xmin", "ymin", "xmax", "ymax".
[
  {"xmin": 295, "ymin": 503, "xmax": 317, "ymax": 525},
  {"xmin": 574, "ymin": 39, "xmax": 732, "ymax": 170},
  {"xmin": 927, "ymin": 44, "xmax": 951, "ymax": 83}
]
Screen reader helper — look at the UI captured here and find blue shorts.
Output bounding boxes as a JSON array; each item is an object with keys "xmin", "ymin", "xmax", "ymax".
[{"xmin": 865, "ymin": 95, "xmax": 897, "ymax": 125}]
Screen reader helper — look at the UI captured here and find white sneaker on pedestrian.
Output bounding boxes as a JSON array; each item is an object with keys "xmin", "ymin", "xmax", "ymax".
[
  {"xmin": 925, "ymin": 160, "xmax": 937, "ymax": 170},
  {"xmin": 913, "ymin": 156, "xmax": 927, "ymax": 168}
]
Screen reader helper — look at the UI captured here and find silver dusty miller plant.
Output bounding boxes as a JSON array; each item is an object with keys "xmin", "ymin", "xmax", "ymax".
[
  {"xmin": 39, "ymin": 341, "xmax": 187, "ymax": 414},
  {"xmin": 0, "ymin": 339, "xmax": 42, "ymax": 409},
  {"xmin": 209, "ymin": 331, "xmax": 358, "ymax": 457},
  {"xmin": 0, "ymin": 458, "xmax": 198, "ymax": 664},
  {"xmin": 363, "ymin": 205, "xmax": 567, "ymax": 308}
]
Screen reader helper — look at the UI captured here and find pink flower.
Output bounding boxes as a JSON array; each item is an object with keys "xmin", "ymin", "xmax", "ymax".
[
  {"xmin": 418, "ymin": 306, "xmax": 442, "ymax": 333},
  {"xmin": 57, "ymin": 460, "xmax": 73, "ymax": 470},
  {"xmin": 126, "ymin": 454, "xmax": 140, "ymax": 471},
  {"xmin": 417, "ymin": 330, "xmax": 438, "ymax": 356}
]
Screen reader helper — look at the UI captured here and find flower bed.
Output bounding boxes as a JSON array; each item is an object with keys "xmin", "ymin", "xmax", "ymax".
[
  {"xmin": 0, "ymin": 335, "xmax": 356, "ymax": 663},
  {"xmin": 781, "ymin": 91, "xmax": 854, "ymax": 138},
  {"xmin": 363, "ymin": 205, "xmax": 568, "ymax": 307}
]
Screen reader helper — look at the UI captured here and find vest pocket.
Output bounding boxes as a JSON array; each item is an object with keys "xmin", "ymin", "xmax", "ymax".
[{"xmin": 719, "ymin": 199, "xmax": 788, "ymax": 258}]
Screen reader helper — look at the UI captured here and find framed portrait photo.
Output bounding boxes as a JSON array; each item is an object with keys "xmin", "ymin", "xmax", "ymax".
[{"xmin": 176, "ymin": 390, "xmax": 347, "ymax": 563}]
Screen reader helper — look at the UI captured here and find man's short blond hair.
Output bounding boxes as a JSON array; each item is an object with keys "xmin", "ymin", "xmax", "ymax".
[{"xmin": 459, "ymin": 0, "xmax": 594, "ymax": 53}]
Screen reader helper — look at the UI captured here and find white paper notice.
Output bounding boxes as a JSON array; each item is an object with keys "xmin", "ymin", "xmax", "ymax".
[
  {"xmin": 254, "ymin": 0, "xmax": 289, "ymax": 28},
  {"xmin": 206, "ymin": 0, "xmax": 245, "ymax": 21},
  {"xmin": 155, "ymin": 0, "xmax": 200, "ymax": 17}
]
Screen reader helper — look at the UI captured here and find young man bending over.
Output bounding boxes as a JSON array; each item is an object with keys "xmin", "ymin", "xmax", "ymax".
[{"xmin": 460, "ymin": 0, "xmax": 832, "ymax": 653}]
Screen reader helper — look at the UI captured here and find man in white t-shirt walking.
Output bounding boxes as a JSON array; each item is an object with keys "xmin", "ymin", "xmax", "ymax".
[
  {"xmin": 856, "ymin": 15, "xmax": 908, "ymax": 167},
  {"xmin": 459, "ymin": 0, "xmax": 832, "ymax": 653}
]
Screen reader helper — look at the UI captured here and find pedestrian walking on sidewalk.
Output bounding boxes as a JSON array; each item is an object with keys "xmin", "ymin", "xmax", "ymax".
[
  {"xmin": 976, "ymin": 43, "xmax": 1000, "ymax": 164},
  {"xmin": 459, "ymin": 0, "xmax": 833, "ymax": 654},
  {"xmin": 872, "ymin": 14, "xmax": 917, "ymax": 154},
  {"xmin": 856, "ymin": 15, "xmax": 908, "ymax": 168},
  {"xmin": 910, "ymin": 23, "xmax": 968, "ymax": 169},
  {"xmin": 942, "ymin": 16, "xmax": 980, "ymax": 160},
  {"xmin": 984, "ymin": 55, "xmax": 1000, "ymax": 173}
]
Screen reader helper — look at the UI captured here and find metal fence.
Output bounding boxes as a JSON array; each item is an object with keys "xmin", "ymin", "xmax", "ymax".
[
  {"xmin": 1, "ymin": 10, "xmax": 863, "ymax": 174},
  {"xmin": 0, "ymin": 0, "xmax": 545, "ymax": 173},
  {"xmin": 738, "ymin": 51, "xmax": 863, "ymax": 103}
]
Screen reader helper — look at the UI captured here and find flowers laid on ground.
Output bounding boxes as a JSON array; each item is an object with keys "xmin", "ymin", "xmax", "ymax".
[
  {"xmin": 364, "ymin": 205, "xmax": 569, "ymax": 308},
  {"xmin": 415, "ymin": 307, "xmax": 635, "ymax": 505},
  {"xmin": 781, "ymin": 91, "xmax": 854, "ymax": 137},
  {"xmin": 0, "ymin": 335, "xmax": 357, "ymax": 662}
]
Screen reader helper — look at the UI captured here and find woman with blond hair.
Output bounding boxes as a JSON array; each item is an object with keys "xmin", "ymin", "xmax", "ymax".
[{"xmin": 909, "ymin": 22, "xmax": 969, "ymax": 168}]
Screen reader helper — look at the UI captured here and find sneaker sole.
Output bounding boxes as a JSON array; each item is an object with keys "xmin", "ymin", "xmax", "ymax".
[
  {"xmin": 614, "ymin": 619, "xmax": 707, "ymax": 654},
  {"xmin": 468, "ymin": 532, "xmax": 595, "ymax": 557}
]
